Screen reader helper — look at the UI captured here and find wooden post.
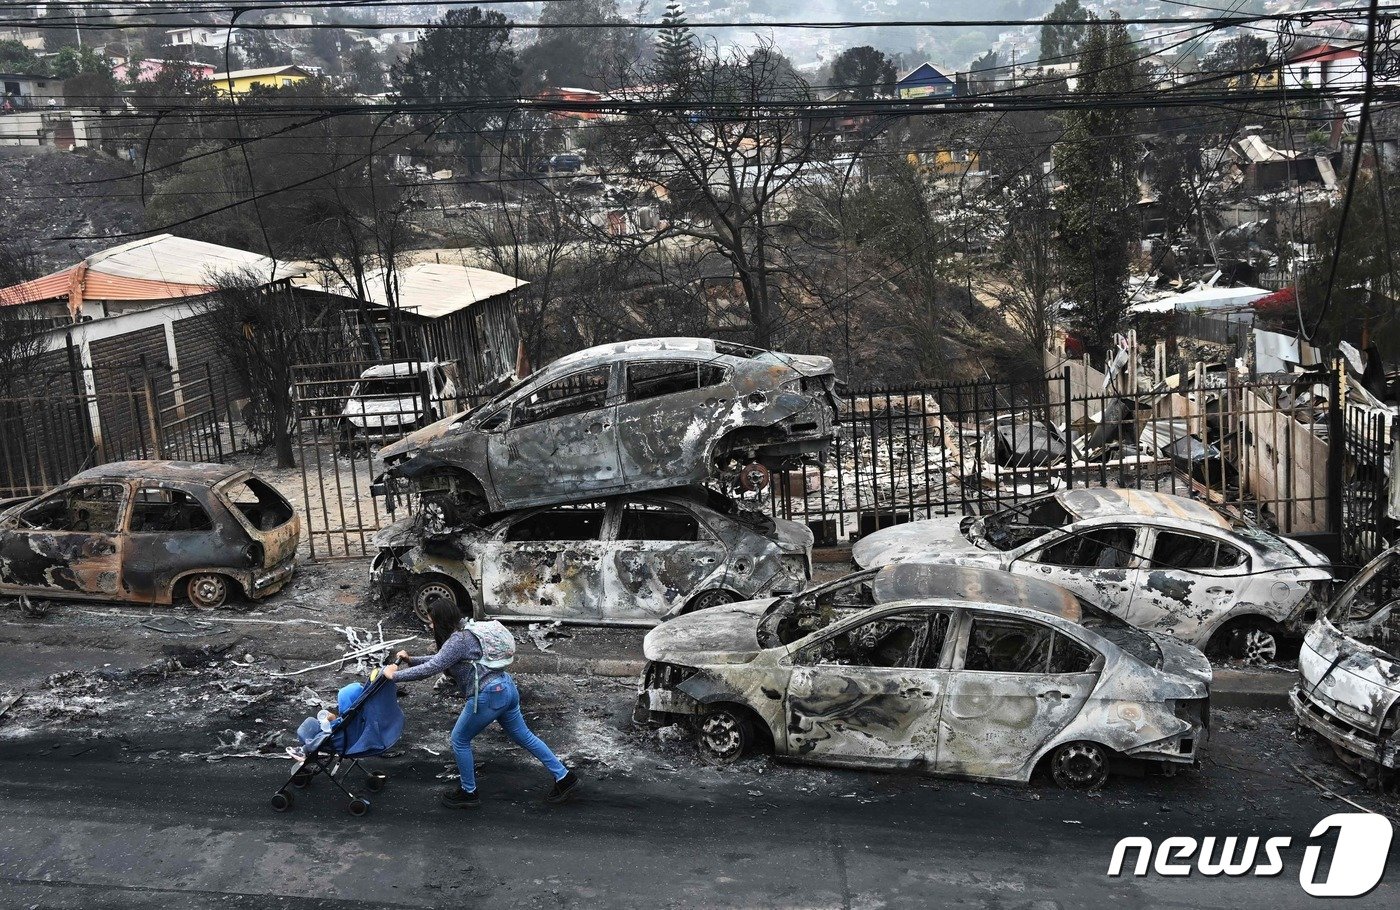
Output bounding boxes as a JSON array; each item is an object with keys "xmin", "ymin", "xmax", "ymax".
[{"xmin": 1327, "ymin": 362, "xmax": 1344, "ymax": 537}]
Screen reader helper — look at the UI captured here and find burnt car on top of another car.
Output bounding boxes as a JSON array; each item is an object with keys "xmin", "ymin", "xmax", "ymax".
[
  {"xmin": 373, "ymin": 337, "xmax": 838, "ymax": 526},
  {"xmin": 0, "ymin": 461, "xmax": 300, "ymax": 609},
  {"xmin": 1292, "ymin": 544, "xmax": 1400, "ymax": 773},
  {"xmin": 852, "ymin": 489, "xmax": 1332, "ymax": 663},
  {"xmin": 637, "ymin": 561, "xmax": 1210, "ymax": 790},
  {"xmin": 371, "ymin": 487, "xmax": 813, "ymax": 625}
]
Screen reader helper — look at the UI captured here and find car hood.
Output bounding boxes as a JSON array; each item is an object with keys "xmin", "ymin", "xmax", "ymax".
[
  {"xmin": 643, "ymin": 601, "xmax": 768, "ymax": 664},
  {"xmin": 1298, "ymin": 618, "xmax": 1400, "ymax": 735},
  {"xmin": 762, "ymin": 351, "xmax": 834, "ymax": 377},
  {"xmin": 372, "ymin": 515, "xmax": 485, "ymax": 550},
  {"xmin": 852, "ymin": 517, "xmax": 986, "ymax": 567},
  {"xmin": 377, "ymin": 411, "xmax": 462, "ymax": 463}
]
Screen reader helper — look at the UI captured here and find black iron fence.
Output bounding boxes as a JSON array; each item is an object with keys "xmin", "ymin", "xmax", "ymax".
[
  {"xmin": 769, "ymin": 370, "xmax": 1339, "ymax": 550},
  {"xmin": 0, "ymin": 364, "xmax": 249, "ymax": 498},
  {"xmin": 291, "ymin": 358, "xmax": 1377, "ymax": 565}
]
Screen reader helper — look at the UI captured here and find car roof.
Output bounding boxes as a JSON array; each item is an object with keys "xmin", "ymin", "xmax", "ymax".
[
  {"xmin": 543, "ymin": 337, "xmax": 725, "ymax": 374},
  {"xmin": 68, "ymin": 460, "xmax": 246, "ymax": 486},
  {"xmin": 1058, "ymin": 488, "xmax": 1230, "ymax": 531},
  {"xmin": 871, "ymin": 562, "xmax": 1082, "ymax": 623},
  {"xmin": 359, "ymin": 361, "xmax": 441, "ymax": 379}
]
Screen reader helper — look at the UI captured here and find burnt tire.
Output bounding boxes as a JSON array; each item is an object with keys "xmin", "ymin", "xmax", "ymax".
[
  {"xmin": 686, "ymin": 589, "xmax": 738, "ymax": 614},
  {"xmin": 411, "ymin": 576, "xmax": 466, "ymax": 626},
  {"xmin": 1050, "ymin": 741, "xmax": 1109, "ymax": 791},
  {"xmin": 1211, "ymin": 619, "xmax": 1281, "ymax": 666},
  {"xmin": 186, "ymin": 573, "xmax": 231, "ymax": 611},
  {"xmin": 696, "ymin": 706, "xmax": 753, "ymax": 765}
]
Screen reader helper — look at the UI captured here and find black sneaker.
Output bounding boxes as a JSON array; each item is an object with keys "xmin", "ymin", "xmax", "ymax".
[
  {"xmin": 441, "ymin": 786, "xmax": 480, "ymax": 809},
  {"xmin": 547, "ymin": 771, "xmax": 580, "ymax": 804}
]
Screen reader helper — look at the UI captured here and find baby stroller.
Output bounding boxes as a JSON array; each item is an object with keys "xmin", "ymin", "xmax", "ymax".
[{"xmin": 271, "ymin": 674, "xmax": 404, "ymax": 816}]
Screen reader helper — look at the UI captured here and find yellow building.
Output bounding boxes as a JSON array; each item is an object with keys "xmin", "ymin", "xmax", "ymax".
[{"xmin": 208, "ymin": 65, "xmax": 311, "ymax": 96}]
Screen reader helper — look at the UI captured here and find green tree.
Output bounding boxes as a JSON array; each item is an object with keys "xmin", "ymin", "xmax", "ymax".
[
  {"xmin": 0, "ymin": 39, "xmax": 42, "ymax": 74},
  {"xmin": 518, "ymin": 0, "xmax": 639, "ymax": 91},
  {"xmin": 830, "ymin": 45, "xmax": 897, "ymax": 99},
  {"xmin": 1039, "ymin": 0, "xmax": 1090, "ymax": 63},
  {"xmin": 346, "ymin": 43, "xmax": 384, "ymax": 93},
  {"xmin": 655, "ymin": 1, "xmax": 697, "ymax": 87},
  {"xmin": 1052, "ymin": 14, "xmax": 1142, "ymax": 361}
]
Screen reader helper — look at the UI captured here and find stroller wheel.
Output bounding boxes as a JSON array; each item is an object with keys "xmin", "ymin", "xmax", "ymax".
[
  {"xmin": 271, "ymin": 790, "xmax": 293, "ymax": 812},
  {"xmin": 366, "ymin": 773, "xmax": 386, "ymax": 792},
  {"xmin": 291, "ymin": 770, "xmax": 313, "ymax": 789},
  {"xmin": 348, "ymin": 798, "xmax": 370, "ymax": 816}
]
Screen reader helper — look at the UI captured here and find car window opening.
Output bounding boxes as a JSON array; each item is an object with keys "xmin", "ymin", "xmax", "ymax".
[
  {"xmin": 966, "ymin": 617, "xmax": 1092, "ymax": 674},
  {"xmin": 514, "ymin": 367, "xmax": 610, "ymax": 426},
  {"xmin": 1151, "ymin": 531, "xmax": 1244, "ymax": 571},
  {"xmin": 223, "ymin": 478, "xmax": 294, "ymax": 531},
  {"xmin": 131, "ymin": 488, "xmax": 213, "ymax": 532},
  {"xmin": 625, "ymin": 361, "xmax": 727, "ymax": 403},
  {"xmin": 799, "ymin": 611, "xmax": 949, "ymax": 669},
  {"xmin": 19, "ymin": 483, "xmax": 127, "ymax": 533},
  {"xmin": 506, "ymin": 505, "xmax": 607, "ymax": 542},
  {"xmin": 1037, "ymin": 527, "xmax": 1135, "ymax": 570},
  {"xmin": 357, "ymin": 376, "xmax": 424, "ymax": 398},
  {"xmin": 760, "ymin": 571, "xmax": 879, "ymax": 646},
  {"xmin": 1332, "ymin": 552, "xmax": 1400, "ymax": 651},
  {"xmin": 976, "ymin": 495, "xmax": 1073, "ymax": 550},
  {"xmin": 617, "ymin": 503, "xmax": 700, "ymax": 541}
]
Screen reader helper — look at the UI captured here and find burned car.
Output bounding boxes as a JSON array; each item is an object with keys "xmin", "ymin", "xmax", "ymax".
[
  {"xmin": 374, "ymin": 337, "xmax": 838, "ymax": 523},
  {"xmin": 1293, "ymin": 544, "xmax": 1400, "ymax": 773},
  {"xmin": 637, "ymin": 562, "xmax": 1210, "ymax": 789},
  {"xmin": 339, "ymin": 360, "xmax": 460, "ymax": 447},
  {"xmin": 0, "ymin": 461, "xmax": 300, "ymax": 609},
  {"xmin": 371, "ymin": 488, "xmax": 813, "ymax": 624},
  {"xmin": 852, "ymin": 489, "xmax": 1331, "ymax": 662}
]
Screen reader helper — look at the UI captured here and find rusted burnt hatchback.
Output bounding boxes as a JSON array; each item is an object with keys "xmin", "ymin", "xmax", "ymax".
[
  {"xmin": 853, "ymin": 489, "xmax": 1331, "ymax": 663},
  {"xmin": 371, "ymin": 488, "xmax": 813, "ymax": 624},
  {"xmin": 638, "ymin": 562, "xmax": 1211, "ymax": 789},
  {"xmin": 0, "ymin": 461, "xmax": 300, "ymax": 609},
  {"xmin": 374, "ymin": 337, "xmax": 838, "ymax": 523},
  {"xmin": 1293, "ymin": 545, "xmax": 1400, "ymax": 772}
]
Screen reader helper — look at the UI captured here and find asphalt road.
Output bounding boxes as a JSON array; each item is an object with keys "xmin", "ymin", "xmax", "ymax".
[{"xmin": 1, "ymin": 691, "xmax": 1396, "ymax": 909}]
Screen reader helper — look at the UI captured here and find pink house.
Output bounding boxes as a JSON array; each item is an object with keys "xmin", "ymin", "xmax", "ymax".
[{"xmin": 113, "ymin": 59, "xmax": 215, "ymax": 83}]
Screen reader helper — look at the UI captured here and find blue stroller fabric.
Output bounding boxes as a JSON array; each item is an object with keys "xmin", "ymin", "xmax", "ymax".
[{"xmin": 325, "ymin": 675, "xmax": 403, "ymax": 758}]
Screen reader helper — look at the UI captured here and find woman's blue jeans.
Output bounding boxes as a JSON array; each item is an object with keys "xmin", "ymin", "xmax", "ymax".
[{"xmin": 449, "ymin": 674, "xmax": 566, "ymax": 793}]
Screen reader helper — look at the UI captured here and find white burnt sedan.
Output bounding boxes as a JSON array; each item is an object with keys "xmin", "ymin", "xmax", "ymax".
[
  {"xmin": 852, "ymin": 489, "xmax": 1332, "ymax": 663},
  {"xmin": 637, "ymin": 562, "xmax": 1211, "ymax": 790}
]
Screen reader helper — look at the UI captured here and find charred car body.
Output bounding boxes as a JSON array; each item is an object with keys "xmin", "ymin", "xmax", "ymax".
[
  {"xmin": 853, "ymin": 489, "xmax": 1331, "ymax": 662},
  {"xmin": 637, "ymin": 562, "xmax": 1210, "ymax": 789},
  {"xmin": 1293, "ymin": 545, "xmax": 1400, "ymax": 773},
  {"xmin": 0, "ymin": 461, "xmax": 300, "ymax": 609},
  {"xmin": 374, "ymin": 337, "xmax": 838, "ymax": 524},
  {"xmin": 371, "ymin": 488, "xmax": 813, "ymax": 624}
]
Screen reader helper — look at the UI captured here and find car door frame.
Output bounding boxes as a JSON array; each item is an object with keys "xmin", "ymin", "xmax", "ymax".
[
  {"xmin": 121, "ymin": 481, "xmax": 236, "ymax": 604},
  {"xmin": 613, "ymin": 357, "xmax": 735, "ymax": 486},
  {"xmin": 476, "ymin": 501, "xmax": 611, "ymax": 622},
  {"xmin": 936, "ymin": 606, "xmax": 1103, "ymax": 782},
  {"xmin": 486, "ymin": 363, "xmax": 623, "ymax": 505},
  {"xmin": 778, "ymin": 603, "xmax": 956, "ymax": 769},
  {"xmin": 1006, "ymin": 520, "xmax": 1147, "ymax": 617},
  {"xmin": 1128, "ymin": 525, "xmax": 1255, "ymax": 642},
  {"xmin": 599, "ymin": 496, "xmax": 733, "ymax": 622},
  {"xmin": 0, "ymin": 480, "xmax": 131, "ymax": 600}
]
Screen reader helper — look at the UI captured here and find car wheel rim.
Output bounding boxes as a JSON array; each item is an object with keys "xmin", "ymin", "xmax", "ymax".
[
  {"xmin": 1241, "ymin": 629, "xmax": 1277, "ymax": 664},
  {"xmin": 700, "ymin": 713, "xmax": 743, "ymax": 761},
  {"xmin": 1054, "ymin": 743, "xmax": 1106, "ymax": 789},
  {"xmin": 190, "ymin": 575, "xmax": 227, "ymax": 610},
  {"xmin": 414, "ymin": 583, "xmax": 456, "ymax": 623}
]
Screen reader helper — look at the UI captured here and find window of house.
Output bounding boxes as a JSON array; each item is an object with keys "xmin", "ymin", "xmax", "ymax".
[
  {"xmin": 18, "ymin": 483, "xmax": 127, "ymax": 534},
  {"xmin": 1036, "ymin": 527, "xmax": 1136, "ymax": 570},
  {"xmin": 505, "ymin": 504, "xmax": 606, "ymax": 542},
  {"xmin": 513, "ymin": 367, "xmax": 610, "ymax": 426},
  {"xmin": 616, "ymin": 502, "xmax": 701, "ymax": 541},
  {"xmin": 625, "ymin": 361, "xmax": 727, "ymax": 402},
  {"xmin": 1151, "ymin": 531, "xmax": 1246, "ymax": 571},
  {"xmin": 131, "ymin": 488, "xmax": 213, "ymax": 532}
]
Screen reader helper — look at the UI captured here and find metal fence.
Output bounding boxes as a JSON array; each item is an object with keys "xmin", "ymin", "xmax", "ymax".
[
  {"xmin": 1341, "ymin": 401, "xmax": 1397, "ymax": 566},
  {"xmin": 0, "ymin": 365, "xmax": 248, "ymax": 498},
  {"xmin": 291, "ymin": 358, "xmax": 1373, "ymax": 564},
  {"xmin": 769, "ymin": 370, "xmax": 1339, "ymax": 550}
]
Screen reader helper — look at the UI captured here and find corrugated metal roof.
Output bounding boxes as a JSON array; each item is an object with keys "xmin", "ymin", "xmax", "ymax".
[
  {"xmin": 0, "ymin": 234, "xmax": 303, "ymax": 307},
  {"xmin": 209, "ymin": 65, "xmax": 311, "ymax": 82},
  {"xmin": 295, "ymin": 262, "xmax": 526, "ymax": 319}
]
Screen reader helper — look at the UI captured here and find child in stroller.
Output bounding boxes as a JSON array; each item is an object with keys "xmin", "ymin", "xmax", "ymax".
[{"xmin": 271, "ymin": 671, "xmax": 404, "ymax": 816}]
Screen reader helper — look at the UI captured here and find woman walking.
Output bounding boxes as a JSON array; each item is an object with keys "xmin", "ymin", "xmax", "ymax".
[{"xmin": 384, "ymin": 597, "xmax": 579, "ymax": 808}]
